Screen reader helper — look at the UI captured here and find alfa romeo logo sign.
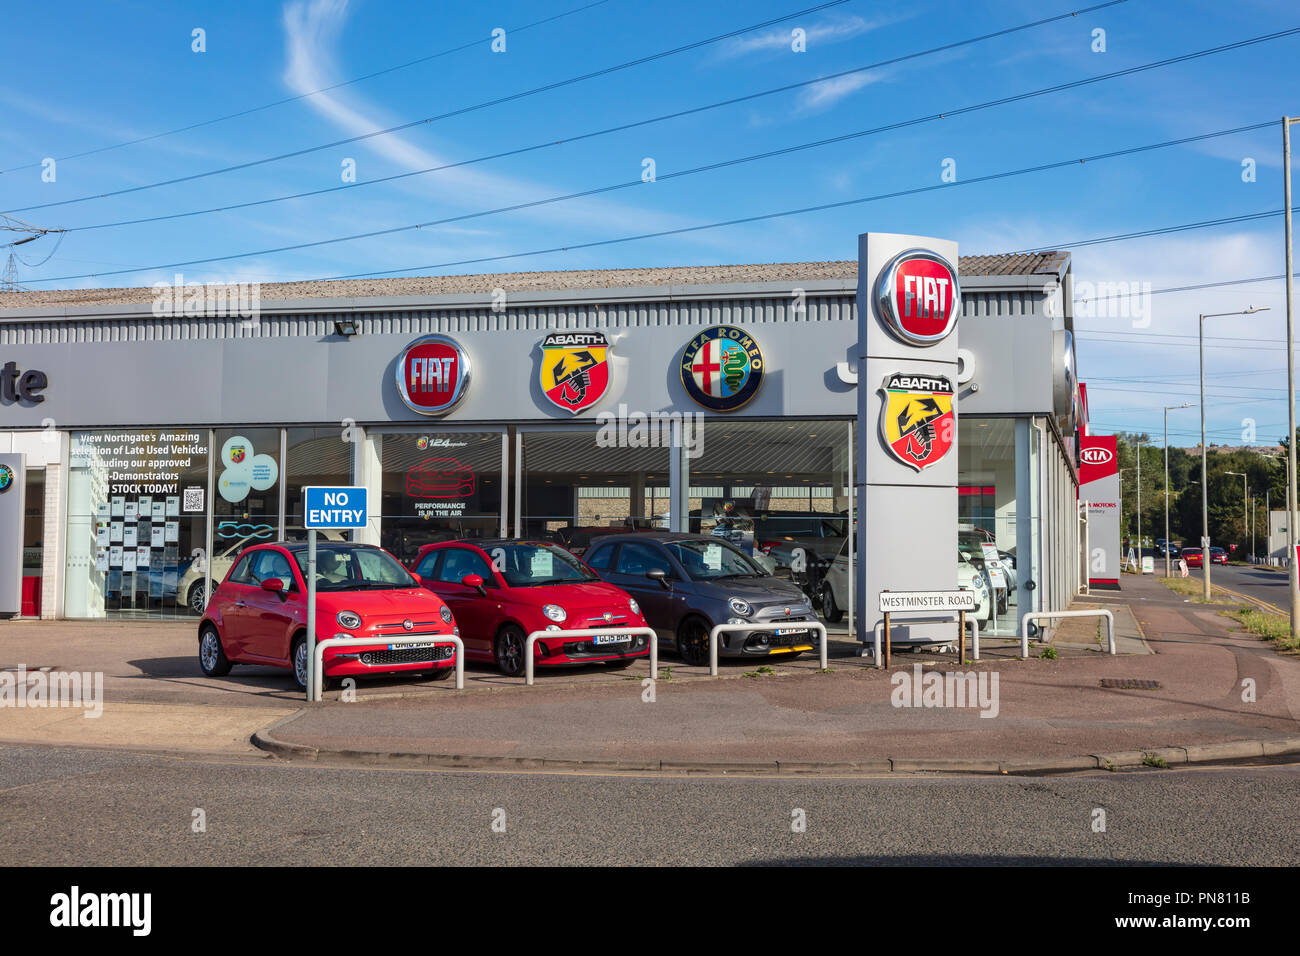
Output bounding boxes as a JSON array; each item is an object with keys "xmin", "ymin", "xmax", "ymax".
[
  {"xmin": 879, "ymin": 372, "xmax": 955, "ymax": 471},
  {"xmin": 396, "ymin": 335, "xmax": 472, "ymax": 416},
  {"xmin": 680, "ymin": 325, "xmax": 764, "ymax": 411},
  {"xmin": 875, "ymin": 248, "xmax": 961, "ymax": 346},
  {"xmin": 0, "ymin": 464, "xmax": 13, "ymax": 492}
]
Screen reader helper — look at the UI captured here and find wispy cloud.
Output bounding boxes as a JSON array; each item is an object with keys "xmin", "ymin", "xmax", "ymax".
[
  {"xmin": 279, "ymin": 0, "xmax": 724, "ymax": 248},
  {"xmin": 716, "ymin": 13, "xmax": 893, "ymax": 59}
]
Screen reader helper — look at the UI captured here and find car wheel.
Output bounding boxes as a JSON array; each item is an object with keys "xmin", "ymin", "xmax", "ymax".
[
  {"xmin": 676, "ymin": 617, "xmax": 711, "ymax": 667},
  {"xmin": 424, "ymin": 666, "xmax": 455, "ymax": 681},
  {"xmin": 188, "ymin": 581, "xmax": 208, "ymax": 615},
  {"xmin": 291, "ymin": 635, "xmax": 309, "ymax": 691},
  {"xmin": 494, "ymin": 625, "xmax": 527, "ymax": 677},
  {"xmin": 820, "ymin": 585, "xmax": 843, "ymax": 623},
  {"xmin": 198, "ymin": 625, "xmax": 232, "ymax": 677}
]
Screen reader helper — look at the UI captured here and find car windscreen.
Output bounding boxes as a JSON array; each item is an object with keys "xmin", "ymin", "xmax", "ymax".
[
  {"xmin": 667, "ymin": 539, "xmax": 766, "ymax": 580},
  {"xmin": 292, "ymin": 546, "xmax": 417, "ymax": 591},
  {"xmin": 495, "ymin": 543, "xmax": 597, "ymax": 587}
]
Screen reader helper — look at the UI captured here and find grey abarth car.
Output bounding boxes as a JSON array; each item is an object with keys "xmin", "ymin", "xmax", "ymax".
[{"xmin": 583, "ymin": 531, "xmax": 818, "ymax": 666}]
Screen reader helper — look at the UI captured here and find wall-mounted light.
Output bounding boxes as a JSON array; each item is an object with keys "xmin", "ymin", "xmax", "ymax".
[{"xmin": 334, "ymin": 319, "xmax": 359, "ymax": 337}]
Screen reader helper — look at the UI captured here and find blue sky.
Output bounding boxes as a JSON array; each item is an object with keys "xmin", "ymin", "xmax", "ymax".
[{"xmin": 1, "ymin": 0, "xmax": 1298, "ymax": 447}]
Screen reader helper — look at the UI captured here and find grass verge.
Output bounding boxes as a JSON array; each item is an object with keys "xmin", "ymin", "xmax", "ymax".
[
  {"xmin": 1226, "ymin": 608, "xmax": 1300, "ymax": 654},
  {"xmin": 1158, "ymin": 575, "xmax": 1233, "ymax": 603}
]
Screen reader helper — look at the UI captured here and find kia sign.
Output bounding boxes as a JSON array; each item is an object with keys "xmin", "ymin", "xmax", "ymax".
[
  {"xmin": 396, "ymin": 335, "xmax": 471, "ymax": 416},
  {"xmin": 1080, "ymin": 446, "xmax": 1114, "ymax": 467},
  {"xmin": 1080, "ymin": 435, "xmax": 1120, "ymax": 587},
  {"xmin": 874, "ymin": 248, "xmax": 961, "ymax": 346}
]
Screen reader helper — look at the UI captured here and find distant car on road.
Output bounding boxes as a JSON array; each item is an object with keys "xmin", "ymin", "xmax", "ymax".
[{"xmin": 1210, "ymin": 547, "xmax": 1229, "ymax": 565}]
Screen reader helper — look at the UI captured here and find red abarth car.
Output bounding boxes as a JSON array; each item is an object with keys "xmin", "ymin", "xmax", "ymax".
[
  {"xmin": 198, "ymin": 541, "xmax": 459, "ymax": 689},
  {"xmin": 411, "ymin": 538, "xmax": 650, "ymax": 676}
]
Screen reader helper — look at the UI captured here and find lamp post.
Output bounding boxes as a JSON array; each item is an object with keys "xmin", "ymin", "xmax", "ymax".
[
  {"xmin": 1226, "ymin": 470, "xmax": 1248, "ymax": 564},
  {"xmin": 1200, "ymin": 307, "xmax": 1270, "ymax": 600},
  {"xmin": 1164, "ymin": 403, "xmax": 1194, "ymax": 577},
  {"xmin": 1284, "ymin": 115, "xmax": 1299, "ymax": 635}
]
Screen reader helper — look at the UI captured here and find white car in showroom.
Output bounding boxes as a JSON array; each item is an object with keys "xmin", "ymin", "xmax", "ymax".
[{"xmin": 818, "ymin": 538, "xmax": 991, "ymax": 624}]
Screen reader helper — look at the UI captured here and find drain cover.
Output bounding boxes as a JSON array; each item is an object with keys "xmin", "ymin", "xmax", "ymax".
[{"xmin": 1100, "ymin": 678, "xmax": 1160, "ymax": 689}]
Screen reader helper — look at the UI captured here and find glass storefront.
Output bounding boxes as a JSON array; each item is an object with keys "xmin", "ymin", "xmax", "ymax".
[
  {"xmin": 520, "ymin": 428, "xmax": 669, "ymax": 550},
  {"xmin": 376, "ymin": 429, "xmax": 504, "ymax": 566},
  {"xmin": 957, "ymin": 417, "xmax": 1023, "ymax": 635},
  {"xmin": 64, "ymin": 430, "xmax": 210, "ymax": 619}
]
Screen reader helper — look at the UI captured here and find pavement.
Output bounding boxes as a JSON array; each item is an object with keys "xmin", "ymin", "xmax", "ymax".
[{"xmin": 3, "ymin": 576, "xmax": 1299, "ymax": 774}]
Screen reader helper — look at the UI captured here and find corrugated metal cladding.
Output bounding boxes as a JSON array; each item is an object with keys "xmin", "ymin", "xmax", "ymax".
[{"xmin": 0, "ymin": 288, "xmax": 1035, "ymax": 345}]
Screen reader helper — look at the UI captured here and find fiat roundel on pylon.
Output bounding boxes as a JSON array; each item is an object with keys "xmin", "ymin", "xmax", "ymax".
[
  {"xmin": 539, "ymin": 331, "xmax": 610, "ymax": 414},
  {"xmin": 679, "ymin": 325, "xmax": 764, "ymax": 411},
  {"xmin": 879, "ymin": 372, "xmax": 955, "ymax": 471},
  {"xmin": 874, "ymin": 248, "xmax": 961, "ymax": 345}
]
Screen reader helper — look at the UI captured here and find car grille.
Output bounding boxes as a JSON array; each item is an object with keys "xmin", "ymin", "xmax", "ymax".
[{"xmin": 360, "ymin": 645, "xmax": 455, "ymax": 666}]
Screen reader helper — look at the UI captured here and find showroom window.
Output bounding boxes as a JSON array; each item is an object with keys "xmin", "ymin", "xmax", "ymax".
[
  {"xmin": 375, "ymin": 430, "xmax": 505, "ymax": 566},
  {"xmin": 64, "ymin": 430, "xmax": 211, "ymax": 619},
  {"xmin": 284, "ymin": 427, "xmax": 354, "ymax": 539},
  {"xmin": 519, "ymin": 428, "xmax": 668, "ymax": 550},
  {"xmin": 957, "ymin": 418, "xmax": 1023, "ymax": 636}
]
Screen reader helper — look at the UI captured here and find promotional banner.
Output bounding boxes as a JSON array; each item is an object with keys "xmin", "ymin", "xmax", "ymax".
[{"xmin": 1080, "ymin": 434, "xmax": 1120, "ymax": 586}]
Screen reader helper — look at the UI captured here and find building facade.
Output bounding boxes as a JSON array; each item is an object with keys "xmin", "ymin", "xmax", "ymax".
[{"xmin": 0, "ymin": 252, "xmax": 1083, "ymax": 640}]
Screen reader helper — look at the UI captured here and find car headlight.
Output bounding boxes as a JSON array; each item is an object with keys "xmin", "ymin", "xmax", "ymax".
[
  {"xmin": 440, "ymin": 605, "xmax": 453, "ymax": 624},
  {"xmin": 336, "ymin": 610, "xmax": 362, "ymax": 630},
  {"xmin": 628, "ymin": 597, "xmax": 641, "ymax": 616},
  {"xmin": 543, "ymin": 604, "xmax": 566, "ymax": 623},
  {"xmin": 728, "ymin": 597, "xmax": 753, "ymax": 617}
]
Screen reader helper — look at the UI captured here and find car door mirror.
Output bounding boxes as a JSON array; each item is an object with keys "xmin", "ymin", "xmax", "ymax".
[
  {"xmin": 646, "ymin": 568, "xmax": 671, "ymax": 589},
  {"xmin": 461, "ymin": 573, "xmax": 487, "ymax": 595},
  {"xmin": 260, "ymin": 577, "xmax": 285, "ymax": 593}
]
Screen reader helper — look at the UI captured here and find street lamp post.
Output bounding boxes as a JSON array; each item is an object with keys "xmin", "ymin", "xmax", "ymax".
[
  {"xmin": 1226, "ymin": 470, "xmax": 1248, "ymax": 564},
  {"xmin": 1284, "ymin": 115, "xmax": 1299, "ymax": 636},
  {"xmin": 1164, "ymin": 403, "xmax": 1193, "ymax": 578},
  {"xmin": 1200, "ymin": 307, "xmax": 1270, "ymax": 600}
]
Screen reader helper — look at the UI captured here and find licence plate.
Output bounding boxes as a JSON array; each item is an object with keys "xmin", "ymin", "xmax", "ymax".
[
  {"xmin": 592, "ymin": 633, "xmax": 632, "ymax": 645},
  {"xmin": 774, "ymin": 628, "xmax": 809, "ymax": 636},
  {"xmin": 390, "ymin": 642, "xmax": 436, "ymax": 650}
]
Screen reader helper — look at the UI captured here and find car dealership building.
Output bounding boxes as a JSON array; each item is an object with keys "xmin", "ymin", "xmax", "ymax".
[{"xmin": 0, "ymin": 249, "xmax": 1085, "ymax": 640}]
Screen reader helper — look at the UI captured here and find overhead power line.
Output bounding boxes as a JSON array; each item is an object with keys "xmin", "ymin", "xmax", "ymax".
[
  {"xmin": 21, "ymin": 119, "xmax": 1281, "ymax": 285},
  {"xmin": 0, "ymin": 0, "xmax": 618, "ymax": 176},
  {"xmin": 45, "ymin": 1, "xmax": 1133, "ymax": 232},
  {"xmin": 2, "ymin": 0, "xmax": 852, "ymax": 214}
]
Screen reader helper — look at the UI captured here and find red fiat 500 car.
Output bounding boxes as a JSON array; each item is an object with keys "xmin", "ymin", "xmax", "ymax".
[
  {"xmin": 411, "ymin": 538, "xmax": 650, "ymax": 676},
  {"xmin": 198, "ymin": 541, "xmax": 459, "ymax": 689},
  {"xmin": 1183, "ymin": 549, "xmax": 1203, "ymax": 568},
  {"xmin": 406, "ymin": 457, "xmax": 476, "ymax": 498}
]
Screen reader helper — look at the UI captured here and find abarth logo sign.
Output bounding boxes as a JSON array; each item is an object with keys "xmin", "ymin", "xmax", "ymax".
[
  {"xmin": 1080, "ymin": 447, "xmax": 1113, "ymax": 465},
  {"xmin": 875, "ymin": 249, "xmax": 961, "ymax": 346},
  {"xmin": 228, "ymin": 444, "xmax": 246, "ymax": 465},
  {"xmin": 680, "ymin": 325, "xmax": 764, "ymax": 412},
  {"xmin": 540, "ymin": 331, "xmax": 610, "ymax": 414},
  {"xmin": 879, "ymin": 372, "xmax": 955, "ymax": 471},
  {"xmin": 397, "ymin": 335, "xmax": 471, "ymax": 416}
]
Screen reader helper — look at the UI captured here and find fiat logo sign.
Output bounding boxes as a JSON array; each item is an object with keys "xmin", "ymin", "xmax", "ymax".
[
  {"xmin": 875, "ymin": 248, "xmax": 961, "ymax": 346},
  {"xmin": 396, "ymin": 334, "xmax": 472, "ymax": 416},
  {"xmin": 1081, "ymin": 447, "xmax": 1114, "ymax": 465}
]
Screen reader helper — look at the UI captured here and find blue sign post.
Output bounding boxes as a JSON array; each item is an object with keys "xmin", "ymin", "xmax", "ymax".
[{"xmin": 301, "ymin": 486, "xmax": 368, "ymax": 699}]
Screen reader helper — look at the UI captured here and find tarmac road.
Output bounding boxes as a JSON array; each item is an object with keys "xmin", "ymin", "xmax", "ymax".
[
  {"xmin": 1201, "ymin": 564, "xmax": 1294, "ymax": 613},
  {"xmin": 3, "ymin": 744, "xmax": 1298, "ymax": 866}
]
